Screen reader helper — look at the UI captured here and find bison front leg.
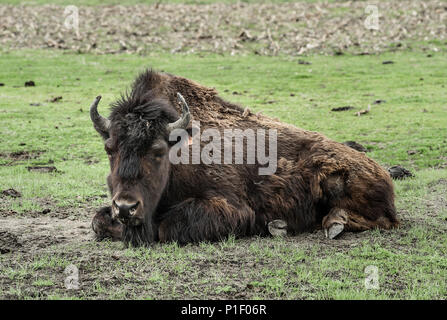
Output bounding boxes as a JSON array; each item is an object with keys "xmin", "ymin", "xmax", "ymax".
[
  {"xmin": 322, "ymin": 208, "xmax": 349, "ymax": 239},
  {"xmin": 157, "ymin": 197, "xmax": 255, "ymax": 244},
  {"xmin": 92, "ymin": 206, "xmax": 123, "ymax": 241}
]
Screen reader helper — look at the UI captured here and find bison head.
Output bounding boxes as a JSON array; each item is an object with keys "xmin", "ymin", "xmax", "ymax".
[{"xmin": 90, "ymin": 92, "xmax": 190, "ymax": 246}]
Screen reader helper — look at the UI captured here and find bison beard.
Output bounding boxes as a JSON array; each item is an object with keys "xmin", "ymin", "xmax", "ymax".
[
  {"xmin": 122, "ymin": 221, "xmax": 154, "ymax": 247},
  {"xmin": 90, "ymin": 69, "xmax": 399, "ymax": 246}
]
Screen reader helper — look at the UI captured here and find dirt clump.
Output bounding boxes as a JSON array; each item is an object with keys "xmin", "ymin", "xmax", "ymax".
[
  {"xmin": 26, "ymin": 166, "xmax": 57, "ymax": 173},
  {"xmin": 2, "ymin": 188, "xmax": 22, "ymax": 198},
  {"xmin": 0, "ymin": 230, "xmax": 22, "ymax": 254}
]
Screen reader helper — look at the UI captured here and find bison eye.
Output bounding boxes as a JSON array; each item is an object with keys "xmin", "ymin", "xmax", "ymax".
[
  {"xmin": 151, "ymin": 141, "xmax": 167, "ymax": 155},
  {"xmin": 150, "ymin": 141, "xmax": 168, "ymax": 162},
  {"xmin": 152, "ymin": 150, "xmax": 165, "ymax": 162}
]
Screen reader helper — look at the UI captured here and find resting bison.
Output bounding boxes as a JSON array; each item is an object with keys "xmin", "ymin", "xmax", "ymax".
[{"xmin": 90, "ymin": 69, "xmax": 399, "ymax": 246}]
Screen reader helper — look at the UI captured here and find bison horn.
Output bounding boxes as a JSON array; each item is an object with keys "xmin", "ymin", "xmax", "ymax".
[
  {"xmin": 90, "ymin": 95, "xmax": 111, "ymax": 138},
  {"xmin": 167, "ymin": 93, "xmax": 191, "ymax": 132}
]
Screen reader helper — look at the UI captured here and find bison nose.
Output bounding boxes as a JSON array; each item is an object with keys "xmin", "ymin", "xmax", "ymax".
[{"xmin": 113, "ymin": 200, "xmax": 139, "ymax": 222}]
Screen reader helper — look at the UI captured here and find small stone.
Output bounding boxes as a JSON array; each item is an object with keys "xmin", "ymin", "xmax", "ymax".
[
  {"xmin": 388, "ymin": 165, "xmax": 413, "ymax": 180},
  {"xmin": 343, "ymin": 141, "xmax": 367, "ymax": 153}
]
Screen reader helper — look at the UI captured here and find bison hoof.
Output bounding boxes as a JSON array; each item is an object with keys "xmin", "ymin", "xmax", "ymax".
[
  {"xmin": 325, "ymin": 223, "xmax": 344, "ymax": 239},
  {"xmin": 92, "ymin": 206, "xmax": 123, "ymax": 241},
  {"xmin": 268, "ymin": 219, "xmax": 288, "ymax": 237}
]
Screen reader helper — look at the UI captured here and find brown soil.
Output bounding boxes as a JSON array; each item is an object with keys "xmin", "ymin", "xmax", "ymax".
[
  {"xmin": 0, "ymin": 150, "xmax": 46, "ymax": 166},
  {"xmin": 0, "ymin": 1, "xmax": 446, "ymax": 56},
  {"xmin": 0, "ymin": 216, "xmax": 92, "ymax": 254},
  {"xmin": 0, "ymin": 189, "xmax": 446, "ymax": 299}
]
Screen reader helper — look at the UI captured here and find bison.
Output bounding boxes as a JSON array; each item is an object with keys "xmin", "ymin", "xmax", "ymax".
[{"xmin": 90, "ymin": 69, "xmax": 399, "ymax": 246}]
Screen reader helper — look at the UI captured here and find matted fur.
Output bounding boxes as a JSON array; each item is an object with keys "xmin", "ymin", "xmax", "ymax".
[{"xmin": 93, "ymin": 69, "xmax": 399, "ymax": 246}]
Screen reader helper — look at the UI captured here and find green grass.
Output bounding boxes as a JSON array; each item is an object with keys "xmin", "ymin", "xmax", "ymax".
[
  {"xmin": 0, "ymin": 0, "xmax": 329, "ymax": 6},
  {"xmin": 0, "ymin": 48, "xmax": 446, "ymax": 299},
  {"xmin": 0, "ymin": 49, "xmax": 446, "ymax": 212}
]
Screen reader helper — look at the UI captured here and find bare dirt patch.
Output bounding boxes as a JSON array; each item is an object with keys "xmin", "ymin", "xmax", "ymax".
[
  {"xmin": 0, "ymin": 230, "xmax": 22, "ymax": 254},
  {"xmin": 1, "ymin": 188, "xmax": 21, "ymax": 198},
  {"xmin": 0, "ymin": 195, "xmax": 105, "ymax": 221},
  {"xmin": 0, "ymin": 1, "xmax": 446, "ymax": 56},
  {"xmin": 0, "ymin": 150, "xmax": 45, "ymax": 166},
  {"xmin": 0, "ymin": 216, "xmax": 93, "ymax": 253}
]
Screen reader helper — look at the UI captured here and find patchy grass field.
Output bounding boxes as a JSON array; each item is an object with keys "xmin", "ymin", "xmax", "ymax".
[{"xmin": 0, "ymin": 48, "xmax": 446, "ymax": 299}]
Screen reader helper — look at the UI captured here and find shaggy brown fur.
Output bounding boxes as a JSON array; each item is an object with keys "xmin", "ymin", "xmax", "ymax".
[{"xmin": 91, "ymin": 69, "xmax": 399, "ymax": 246}]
